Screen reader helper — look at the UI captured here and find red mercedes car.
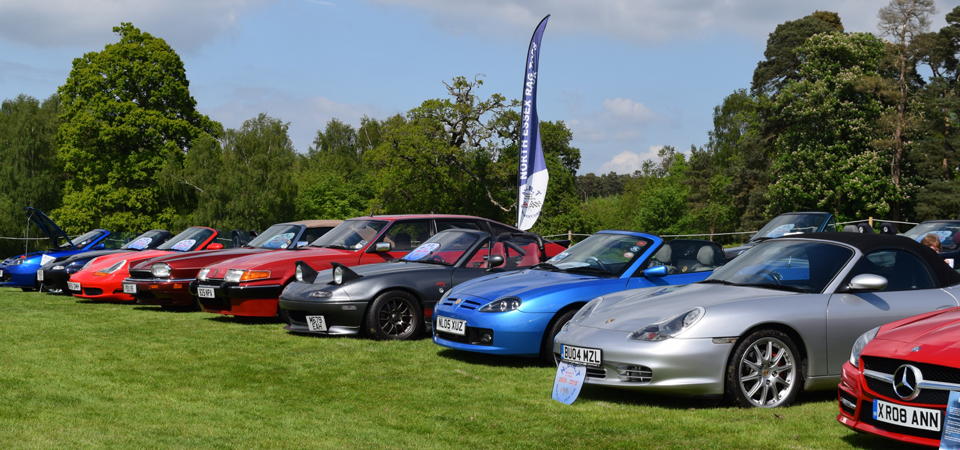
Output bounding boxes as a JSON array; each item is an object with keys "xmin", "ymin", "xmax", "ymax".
[
  {"xmin": 838, "ymin": 306, "xmax": 960, "ymax": 447},
  {"xmin": 124, "ymin": 220, "xmax": 340, "ymax": 309},
  {"xmin": 193, "ymin": 215, "xmax": 565, "ymax": 318},
  {"xmin": 67, "ymin": 226, "xmax": 233, "ymax": 303}
]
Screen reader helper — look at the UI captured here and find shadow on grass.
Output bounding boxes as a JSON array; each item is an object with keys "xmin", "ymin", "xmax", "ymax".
[
  {"xmin": 839, "ymin": 431, "xmax": 929, "ymax": 449},
  {"xmin": 204, "ymin": 315, "xmax": 286, "ymax": 325},
  {"xmin": 435, "ymin": 348, "xmax": 549, "ymax": 369}
]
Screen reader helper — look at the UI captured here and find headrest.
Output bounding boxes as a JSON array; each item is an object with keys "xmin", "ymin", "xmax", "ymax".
[
  {"xmin": 843, "ymin": 225, "xmax": 858, "ymax": 232},
  {"xmin": 856, "ymin": 223, "xmax": 875, "ymax": 234},
  {"xmin": 697, "ymin": 246, "xmax": 716, "ymax": 265},
  {"xmin": 655, "ymin": 245, "xmax": 672, "ymax": 263},
  {"xmin": 879, "ymin": 222, "xmax": 899, "ymax": 235}
]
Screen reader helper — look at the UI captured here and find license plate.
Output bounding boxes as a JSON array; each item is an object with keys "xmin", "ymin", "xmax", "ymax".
[
  {"xmin": 435, "ymin": 315, "xmax": 467, "ymax": 336},
  {"xmin": 873, "ymin": 399, "xmax": 941, "ymax": 432},
  {"xmin": 36, "ymin": 270, "xmax": 43, "ymax": 281},
  {"xmin": 68, "ymin": 281, "xmax": 81, "ymax": 291},
  {"xmin": 561, "ymin": 344, "xmax": 602, "ymax": 367},
  {"xmin": 306, "ymin": 315, "xmax": 327, "ymax": 332},
  {"xmin": 0, "ymin": 270, "xmax": 4, "ymax": 277},
  {"xmin": 197, "ymin": 287, "xmax": 215, "ymax": 298},
  {"xmin": 122, "ymin": 283, "xmax": 137, "ymax": 294}
]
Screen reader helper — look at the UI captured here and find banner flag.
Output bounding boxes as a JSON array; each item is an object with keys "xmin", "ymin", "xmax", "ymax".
[{"xmin": 517, "ymin": 15, "xmax": 550, "ymax": 231}]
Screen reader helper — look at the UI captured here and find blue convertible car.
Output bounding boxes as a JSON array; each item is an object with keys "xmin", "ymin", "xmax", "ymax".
[
  {"xmin": 432, "ymin": 231, "xmax": 726, "ymax": 361},
  {"xmin": 0, "ymin": 208, "xmax": 123, "ymax": 291}
]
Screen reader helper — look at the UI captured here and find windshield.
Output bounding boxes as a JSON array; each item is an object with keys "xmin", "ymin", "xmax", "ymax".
[
  {"xmin": 706, "ymin": 239, "xmax": 853, "ymax": 293},
  {"xmin": 122, "ymin": 230, "xmax": 166, "ymax": 250},
  {"xmin": 545, "ymin": 233, "xmax": 652, "ymax": 277},
  {"xmin": 752, "ymin": 213, "xmax": 831, "ymax": 241},
  {"xmin": 902, "ymin": 222, "xmax": 960, "ymax": 251},
  {"xmin": 401, "ymin": 231, "xmax": 480, "ymax": 265},
  {"xmin": 310, "ymin": 220, "xmax": 388, "ymax": 250},
  {"xmin": 244, "ymin": 224, "xmax": 303, "ymax": 249},
  {"xmin": 62, "ymin": 230, "xmax": 107, "ymax": 249},
  {"xmin": 158, "ymin": 227, "xmax": 216, "ymax": 252}
]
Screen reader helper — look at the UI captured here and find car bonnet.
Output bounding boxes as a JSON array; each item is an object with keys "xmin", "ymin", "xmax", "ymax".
[{"xmin": 449, "ymin": 268, "xmax": 612, "ymax": 302}]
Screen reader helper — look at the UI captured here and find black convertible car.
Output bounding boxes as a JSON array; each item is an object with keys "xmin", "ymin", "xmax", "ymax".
[{"xmin": 279, "ymin": 229, "xmax": 560, "ymax": 340}]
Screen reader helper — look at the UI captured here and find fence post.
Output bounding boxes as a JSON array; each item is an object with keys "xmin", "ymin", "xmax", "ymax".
[
  {"xmin": 568, "ymin": 230, "xmax": 572, "ymax": 242},
  {"xmin": 869, "ymin": 217, "xmax": 873, "ymax": 228}
]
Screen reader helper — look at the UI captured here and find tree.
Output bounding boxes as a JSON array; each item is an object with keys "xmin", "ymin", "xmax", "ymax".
[
  {"xmin": 752, "ymin": 12, "xmax": 844, "ymax": 96},
  {"xmin": 767, "ymin": 33, "xmax": 891, "ymax": 221},
  {"xmin": 878, "ymin": 0, "xmax": 938, "ymax": 219},
  {"xmin": 56, "ymin": 22, "xmax": 221, "ymax": 233},
  {"xmin": 0, "ymin": 94, "xmax": 62, "ymax": 257},
  {"xmin": 296, "ymin": 118, "xmax": 378, "ymax": 220},
  {"xmin": 618, "ymin": 146, "xmax": 693, "ymax": 235}
]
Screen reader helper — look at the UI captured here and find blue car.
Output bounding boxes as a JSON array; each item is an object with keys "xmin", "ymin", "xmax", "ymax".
[
  {"xmin": 0, "ymin": 207, "xmax": 124, "ymax": 291},
  {"xmin": 432, "ymin": 231, "xmax": 726, "ymax": 361}
]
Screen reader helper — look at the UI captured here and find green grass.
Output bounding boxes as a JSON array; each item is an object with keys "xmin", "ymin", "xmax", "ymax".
[{"xmin": 0, "ymin": 289, "xmax": 923, "ymax": 449}]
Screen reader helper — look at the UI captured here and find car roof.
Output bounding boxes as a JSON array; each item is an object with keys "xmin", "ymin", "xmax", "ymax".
[
  {"xmin": 347, "ymin": 214, "xmax": 491, "ymax": 221},
  {"xmin": 288, "ymin": 220, "xmax": 344, "ymax": 227},
  {"xmin": 788, "ymin": 232, "xmax": 960, "ymax": 287}
]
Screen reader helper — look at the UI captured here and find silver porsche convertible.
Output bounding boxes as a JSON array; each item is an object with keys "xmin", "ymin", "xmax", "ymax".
[{"xmin": 553, "ymin": 233, "xmax": 960, "ymax": 408}]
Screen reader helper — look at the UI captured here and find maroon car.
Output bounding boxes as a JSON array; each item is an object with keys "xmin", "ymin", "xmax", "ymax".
[
  {"xmin": 123, "ymin": 220, "xmax": 341, "ymax": 309},
  {"xmin": 192, "ymin": 215, "xmax": 541, "ymax": 318}
]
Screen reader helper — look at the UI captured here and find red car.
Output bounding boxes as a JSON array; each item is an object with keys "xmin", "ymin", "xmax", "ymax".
[
  {"xmin": 838, "ymin": 306, "xmax": 960, "ymax": 447},
  {"xmin": 193, "ymin": 215, "xmax": 565, "ymax": 318},
  {"xmin": 124, "ymin": 220, "xmax": 341, "ymax": 309},
  {"xmin": 67, "ymin": 226, "xmax": 230, "ymax": 302}
]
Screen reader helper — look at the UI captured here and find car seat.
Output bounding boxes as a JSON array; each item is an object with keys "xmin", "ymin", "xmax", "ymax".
[
  {"xmin": 653, "ymin": 245, "xmax": 677, "ymax": 274},
  {"xmin": 518, "ymin": 242, "xmax": 540, "ymax": 267},
  {"xmin": 692, "ymin": 246, "xmax": 717, "ymax": 272}
]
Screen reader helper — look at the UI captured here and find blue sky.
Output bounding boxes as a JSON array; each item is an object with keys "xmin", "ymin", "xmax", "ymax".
[{"xmin": 1, "ymin": 0, "xmax": 957, "ymax": 175}]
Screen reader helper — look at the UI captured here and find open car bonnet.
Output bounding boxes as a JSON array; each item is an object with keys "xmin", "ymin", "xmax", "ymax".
[{"xmin": 24, "ymin": 207, "xmax": 76, "ymax": 250}]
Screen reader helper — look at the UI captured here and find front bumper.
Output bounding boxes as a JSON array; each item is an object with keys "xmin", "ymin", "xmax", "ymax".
[
  {"xmin": 71, "ymin": 275, "xmax": 135, "ymax": 302},
  {"xmin": 40, "ymin": 268, "xmax": 75, "ymax": 293},
  {"xmin": 552, "ymin": 324, "xmax": 733, "ymax": 397},
  {"xmin": 279, "ymin": 296, "xmax": 367, "ymax": 335},
  {"xmin": 836, "ymin": 361, "xmax": 943, "ymax": 447},
  {"xmin": 0, "ymin": 263, "xmax": 39, "ymax": 288},
  {"xmin": 127, "ymin": 278, "xmax": 197, "ymax": 306},
  {"xmin": 193, "ymin": 280, "xmax": 284, "ymax": 317},
  {"xmin": 431, "ymin": 306, "xmax": 554, "ymax": 357}
]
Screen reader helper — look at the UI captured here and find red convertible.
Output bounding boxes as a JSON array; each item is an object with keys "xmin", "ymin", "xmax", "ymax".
[
  {"xmin": 838, "ymin": 306, "xmax": 960, "ymax": 447},
  {"xmin": 193, "ymin": 214, "xmax": 565, "ymax": 318},
  {"xmin": 124, "ymin": 220, "xmax": 340, "ymax": 309}
]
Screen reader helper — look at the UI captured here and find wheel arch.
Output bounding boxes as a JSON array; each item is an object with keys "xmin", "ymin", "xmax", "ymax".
[
  {"xmin": 724, "ymin": 322, "xmax": 810, "ymax": 387},
  {"xmin": 539, "ymin": 301, "xmax": 588, "ymax": 353}
]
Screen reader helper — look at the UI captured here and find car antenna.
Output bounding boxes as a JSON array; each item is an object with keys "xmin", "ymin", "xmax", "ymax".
[{"xmin": 369, "ymin": 202, "xmax": 382, "ymax": 217}]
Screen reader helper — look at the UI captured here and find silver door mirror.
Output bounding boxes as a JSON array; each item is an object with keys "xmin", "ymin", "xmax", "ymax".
[
  {"xmin": 375, "ymin": 242, "xmax": 391, "ymax": 252},
  {"xmin": 848, "ymin": 274, "xmax": 888, "ymax": 291}
]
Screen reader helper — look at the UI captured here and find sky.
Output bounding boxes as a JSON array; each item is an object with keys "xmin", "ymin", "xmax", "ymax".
[{"xmin": 1, "ymin": 0, "xmax": 958, "ymax": 175}]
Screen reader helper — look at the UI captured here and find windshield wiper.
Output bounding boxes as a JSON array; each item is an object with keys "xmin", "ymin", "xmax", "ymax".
[
  {"xmin": 734, "ymin": 283, "xmax": 808, "ymax": 293},
  {"xmin": 564, "ymin": 266, "xmax": 613, "ymax": 276},
  {"xmin": 698, "ymin": 279, "xmax": 735, "ymax": 285},
  {"xmin": 531, "ymin": 263, "xmax": 562, "ymax": 271},
  {"xmin": 410, "ymin": 258, "xmax": 448, "ymax": 265},
  {"xmin": 317, "ymin": 244, "xmax": 350, "ymax": 250}
]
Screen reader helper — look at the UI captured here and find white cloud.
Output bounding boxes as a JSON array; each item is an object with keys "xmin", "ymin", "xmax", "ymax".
[
  {"xmin": 603, "ymin": 98, "xmax": 655, "ymax": 122},
  {"xmin": 200, "ymin": 88, "xmax": 389, "ymax": 153},
  {"xmin": 0, "ymin": 0, "xmax": 275, "ymax": 51},
  {"xmin": 596, "ymin": 145, "xmax": 663, "ymax": 175},
  {"xmin": 364, "ymin": 0, "xmax": 951, "ymax": 44}
]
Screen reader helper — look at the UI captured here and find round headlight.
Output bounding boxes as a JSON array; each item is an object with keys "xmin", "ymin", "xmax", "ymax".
[
  {"xmin": 479, "ymin": 297, "xmax": 521, "ymax": 313},
  {"xmin": 333, "ymin": 266, "xmax": 343, "ymax": 285},
  {"xmin": 151, "ymin": 263, "xmax": 172, "ymax": 278},
  {"xmin": 295, "ymin": 265, "xmax": 304, "ymax": 283}
]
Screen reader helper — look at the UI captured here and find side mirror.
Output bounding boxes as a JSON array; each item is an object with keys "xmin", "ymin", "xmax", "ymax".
[
  {"xmin": 643, "ymin": 265, "xmax": 668, "ymax": 277},
  {"xmin": 488, "ymin": 255, "xmax": 505, "ymax": 268},
  {"xmin": 206, "ymin": 243, "xmax": 224, "ymax": 250},
  {"xmin": 297, "ymin": 241, "xmax": 308, "ymax": 248},
  {"xmin": 94, "ymin": 244, "xmax": 105, "ymax": 250},
  {"xmin": 375, "ymin": 242, "xmax": 391, "ymax": 252},
  {"xmin": 847, "ymin": 274, "xmax": 888, "ymax": 291}
]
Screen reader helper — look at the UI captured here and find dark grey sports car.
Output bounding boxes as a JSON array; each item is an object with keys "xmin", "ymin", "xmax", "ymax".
[{"xmin": 279, "ymin": 229, "xmax": 559, "ymax": 340}]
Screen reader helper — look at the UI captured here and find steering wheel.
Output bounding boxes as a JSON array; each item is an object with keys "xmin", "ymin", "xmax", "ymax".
[
  {"xmin": 430, "ymin": 255, "xmax": 446, "ymax": 263},
  {"xmin": 755, "ymin": 269, "xmax": 782, "ymax": 284},
  {"xmin": 586, "ymin": 256, "xmax": 610, "ymax": 272}
]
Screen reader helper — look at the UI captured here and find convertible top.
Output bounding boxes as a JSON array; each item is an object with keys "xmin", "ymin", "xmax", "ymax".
[{"xmin": 790, "ymin": 232, "xmax": 960, "ymax": 287}]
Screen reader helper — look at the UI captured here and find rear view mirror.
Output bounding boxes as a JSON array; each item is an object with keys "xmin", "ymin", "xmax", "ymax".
[
  {"xmin": 94, "ymin": 244, "xmax": 105, "ymax": 250},
  {"xmin": 488, "ymin": 255, "xmax": 504, "ymax": 268},
  {"xmin": 847, "ymin": 274, "xmax": 887, "ymax": 291},
  {"xmin": 375, "ymin": 242, "xmax": 391, "ymax": 252},
  {"xmin": 643, "ymin": 266, "xmax": 668, "ymax": 277},
  {"xmin": 297, "ymin": 241, "xmax": 308, "ymax": 248},
  {"xmin": 206, "ymin": 243, "xmax": 224, "ymax": 250}
]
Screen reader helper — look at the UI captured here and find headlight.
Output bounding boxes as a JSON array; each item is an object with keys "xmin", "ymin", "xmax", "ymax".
[
  {"xmin": 628, "ymin": 307, "xmax": 705, "ymax": 341},
  {"xmin": 849, "ymin": 326, "xmax": 881, "ymax": 368},
  {"xmin": 53, "ymin": 265, "xmax": 65, "ymax": 271},
  {"xmin": 333, "ymin": 266, "xmax": 343, "ymax": 285},
  {"xmin": 295, "ymin": 265, "xmax": 304, "ymax": 282},
  {"xmin": 479, "ymin": 297, "xmax": 521, "ymax": 312},
  {"xmin": 224, "ymin": 269, "xmax": 270, "ymax": 283},
  {"xmin": 151, "ymin": 263, "xmax": 172, "ymax": 278},
  {"xmin": 570, "ymin": 297, "xmax": 603, "ymax": 324},
  {"xmin": 198, "ymin": 268, "xmax": 211, "ymax": 281},
  {"xmin": 94, "ymin": 260, "xmax": 126, "ymax": 276},
  {"xmin": 308, "ymin": 290, "xmax": 333, "ymax": 298},
  {"xmin": 82, "ymin": 257, "xmax": 98, "ymax": 269},
  {"xmin": 8, "ymin": 257, "xmax": 24, "ymax": 266}
]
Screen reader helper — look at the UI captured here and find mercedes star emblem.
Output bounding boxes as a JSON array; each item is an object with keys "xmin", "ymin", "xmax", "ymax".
[{"xmin": 892, "ymin": 364, "xmax": 923, "ymax": 400}]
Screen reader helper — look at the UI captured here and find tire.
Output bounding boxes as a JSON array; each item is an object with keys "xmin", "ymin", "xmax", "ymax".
[
  {"xmin": 725, "ymin": 329, "xmax": 801, "ymax": 408},
  {"xmin": 540, "ymin": 309, "xmax": 578, "ymax": 364},
  {"xmin": 365, "ymin": 291, "xmax": 422, "ymax": 341},
  {"xmin": 20, "ymin": 287, "xmax": 33, "ymax": 292}
]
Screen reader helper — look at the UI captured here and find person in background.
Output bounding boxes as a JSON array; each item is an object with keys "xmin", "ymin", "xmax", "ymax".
[{"xmin": 921, "ymin": 233, "xmax": 943, "ymax": 253}]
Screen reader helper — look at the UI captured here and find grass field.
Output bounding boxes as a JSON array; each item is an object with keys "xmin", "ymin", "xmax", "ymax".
[{"xmin": 0, "ymin": 289, "xmax": 923, "ymax": 449}]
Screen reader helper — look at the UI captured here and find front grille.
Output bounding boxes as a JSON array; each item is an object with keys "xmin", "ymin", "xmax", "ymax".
[
  {"xmin": 617, "ymin": 365, "xmax": 652, "ymax": 383},
  {"xmin": 838, "ymin": 389, "xmax": 858, "ymax": 416},
  {"xmin": 434, "ymin": 324, "xmax": 493, "ymax": 346},
  {"xmin": 287, "ymin": 310, "xmax": 308, "ymax": 325},
  {"xmin": 552, "ymin": 354, "xmax": 607, "ymax": 379},
  {"xmin": 82, "ymin": 288, "xmax": 103, "ymax": 296},
  {"xmin": 128, "ymin": 270, "xmax": 153, "ymax": 279},
  {"xmin": 857, "ymin": 401, "xmax": 943, "ymax": 440},
  {"xmin": 862, "ymin": 356, "xmax": 960, "ymax": 405},
  {"xmin": 439, "ymin": 298, "xmax": 483, "ymax": 310}
]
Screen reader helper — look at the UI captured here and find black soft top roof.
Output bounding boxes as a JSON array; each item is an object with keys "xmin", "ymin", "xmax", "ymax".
[{"xmin": 790, "ymin": 232, "xmax": 960, "ymax": 287}]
